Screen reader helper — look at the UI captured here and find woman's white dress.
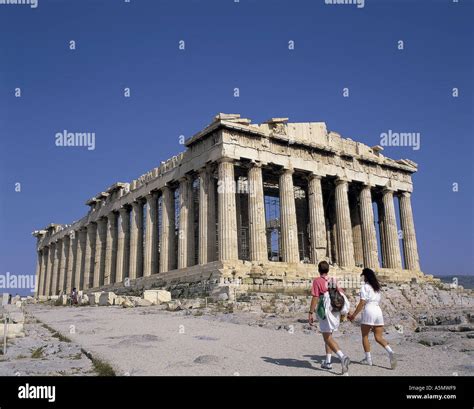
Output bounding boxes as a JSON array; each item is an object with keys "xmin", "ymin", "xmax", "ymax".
[{"xmin": 360, "ymin": 283, "xmax": 384, "ymax": 326}]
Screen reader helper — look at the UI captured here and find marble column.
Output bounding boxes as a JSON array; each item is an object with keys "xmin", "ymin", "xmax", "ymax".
[
  {"xmin": 279, "ymin": 168, "xmax": 300, "ymax": 263},
  {"xmin": 334, "ymin": 178, "xmax": 355, "ymax": 268},
  {"xmin": 198, "ymin": 166, "xmax": 216, "ymax": 264},
  {"xmin": 83, "ymin": 223, "xmax": 96, "ymax": 290},
  {"xmin": 248, "ymin": 163, "xmax": 267, "ymax": 262},
  {"xmin": 129, "ymin": 200, "xmax": 144, "ymax": 279},
  {"xmin": 34, "ymin": 250, "xmax": 42, "ymax": 297},
  {"xmin": 217, "ymin": 158, "xmax": 238, "ymax": 261},
  {"xmin": 51, "ymin": 241, "xmax": 61, "ymax": 295},
  {"xmin": 58, "ymin": 236, "xmax": 69, "ymax": 294},
  {"xmin": 45, "ymin": 242, "xmax": 55, "ymax": 296},
  {"xmin": 104, "ymin": 212, "xmax": 118, "ymax": 285},
  {"xmin": 144, "ymin": 193, "xmax": 159, "ymax": 276},
  {"xmin": 178, "ymin": 177, "xmax": 195, "ymax": 269},
  {"xmin": 350, "ymin": 198, "xmax": 364, "ymax": 267},
  {"xmin": 307, "ymin": 174, "xmax": 327, "ymax": 264},
  {"xmin": 66, "ymin": 232, "xmax": 75, "ymax": 294},
  {"xmin": 39, "ymin": 247, "xmax": 48, "ymax": 296},
  {"xmin": 74, "ymin": 229, "xmax": 86, "ymax": 290},
  {"xmin": 359, "ymin": 185, "xmax": 379, "ymax": 269},
  {"xmin": 160, "ymin": 186, "xmax": 176, "ymax": 272},
  {"xmin": 93, "ymin": 219, "xmax": 107, "ymax": 287},
  {"xmin": 399, "ymin": 192, "xmax": 421, "ymax": 271},
  {"xmin": 116, "ymin": 207, "xmax": 130, "ymax": 283},
  {"xmin": 382, "ymin": 188, "xmax": 402, "ymax": 269}
]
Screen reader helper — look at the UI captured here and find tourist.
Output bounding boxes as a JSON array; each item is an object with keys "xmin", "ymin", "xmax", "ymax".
[
  {"xmin": 347, "ymin": 268, "xmax": 397, "ymax": 369},
  {"xmin": 308, "ymin": 261, "xmax": 351, "ymax": 374},
  {"xmin": 71, "ymin": 288, "xmax": 78, "ymax": 306}
]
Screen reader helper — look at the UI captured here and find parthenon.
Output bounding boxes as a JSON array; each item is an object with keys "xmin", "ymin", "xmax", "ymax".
[{"xmin": 33, "ymin": 113, "xmax": 423, "ymax": 298}]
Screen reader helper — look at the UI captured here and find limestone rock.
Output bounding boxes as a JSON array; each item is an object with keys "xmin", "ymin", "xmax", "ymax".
[
  {"xmin": 166, "ymin": 300, "xmax": 182, "ymax": 311},
  {"xmin": 99, "ymin": 292, "xmax": 117, "ymax": 306},
  {"xmin": 121, "ymin": 298, "xmax": 134, "ymax": 308},
  {"xmin": 89, "ymin": 292, "xmax": 102, "ymax": 306},
  {"xmin": 210, "ymin": 286, "xmax": 230, "ymax": 302},
  {"xmin": 134, "ymin": 298, "xmax": 152, "ymax": 307},
  {"xmin": 0, "ymin": 323, "xmax": 25, "ymax": 339},
  {"xmin": 143, "ymin": 290, "xmax": 171, "ymax": 305}
]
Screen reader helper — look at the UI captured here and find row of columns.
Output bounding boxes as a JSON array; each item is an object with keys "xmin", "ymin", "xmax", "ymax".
[{"xmin": 36, "ymin": 159, "xmax": 421, "ymax": 297}]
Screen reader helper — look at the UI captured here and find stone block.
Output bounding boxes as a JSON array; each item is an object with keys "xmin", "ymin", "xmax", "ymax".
[
  {"xmin": 99, "ymin": 292, "xmax": 117, "ymax": 306},
  {"xmin": 8, "ymin": 311, "xmax": 25, "ymax": 324},
  {"xmin": 143, "ymin": 290, "xmax": 171, "ymax": 305},
  {"xmin": 166, "ymin": 300, "xmax": 182, "ymax": 311},
  {"xmin": 0, "ymin": 323, "xmax": 25, "ymax": 339},
  {"xmin": 135, "ymin": 298, "xmax": 152, "ymax": 307},
  {"xmin": 80, "ymin": 294, "xmax": 89, "ymax": 305},
  {"xmin": 89, "ymin": 292, "xmax": 103, "ymax": 306}
]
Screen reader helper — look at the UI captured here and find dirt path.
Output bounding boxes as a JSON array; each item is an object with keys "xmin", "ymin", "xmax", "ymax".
[{"xmin": 25, "ymin": 304, "xmax": 472, "ymax": 376}]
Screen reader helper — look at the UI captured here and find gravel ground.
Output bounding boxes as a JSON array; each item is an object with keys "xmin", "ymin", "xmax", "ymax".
[
  {"xmin": 0, "ymin": 312, "xmax": 94, "ymax": 376},
  {"xmin": 21, "ymin": 303, "xmax": 473, "ymax": 377}
]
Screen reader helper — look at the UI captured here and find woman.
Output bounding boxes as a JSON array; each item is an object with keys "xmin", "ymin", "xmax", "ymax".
[{"xmin": 348, "ymin": 268, "xmax": 396, "ymax": 369}]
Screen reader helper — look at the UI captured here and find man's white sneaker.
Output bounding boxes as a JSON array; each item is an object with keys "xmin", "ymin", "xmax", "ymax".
[
  {"xmin": 321, "ymin": 361, "xmax": 333, "ymax": 370},
  {"xmin": 341, "ymin": 356, "xmax": 350, "ymax": 374},
  {"xmin": 361, "ymin": 358, "xmax": 373, "ymax": 366},
  {"xmin": 389, "ymin": 352, "xmax": 397, "ymax": 370}
]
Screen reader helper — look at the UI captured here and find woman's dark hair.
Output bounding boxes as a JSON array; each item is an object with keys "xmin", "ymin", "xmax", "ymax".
[{"xmin": 361, "ymin": 268, "xmax": 381, "ymax": 292}]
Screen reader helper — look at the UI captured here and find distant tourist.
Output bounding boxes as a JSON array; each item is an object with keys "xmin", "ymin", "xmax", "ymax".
[
  {"xmin": 71, "ymin": 288, "xmax": 78, "ymax": 306},
  {"xmin": 308, "ymin": 261, "xmax": 351, "ymax": 374},
  {"xmin": 348, "ymin": 268, "xmax": 397, "ymax": 369},
  {"xmin": 8, "ymin": 294, "xmax": 12, "ymax": 304}
]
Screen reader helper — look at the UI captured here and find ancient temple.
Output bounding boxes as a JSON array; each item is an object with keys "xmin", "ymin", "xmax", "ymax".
[{"xmin": 33, "ymin": 113, "xmax": 424, "ymax": 298}]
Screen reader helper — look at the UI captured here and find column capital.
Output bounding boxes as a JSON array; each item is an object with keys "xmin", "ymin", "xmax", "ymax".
[
  {"xmin": 217, "ymin": 156, "xmax": 234, "ymax": 164},
  {"xmin": 335, "ymin": 177, "xmax": 350, "ymax": 186},
  {"xmin": 249, "ymin": 160, "xmax": 267, "ymax": 169},
  {"xmin": 118, "ymin": 206, "xmax": 129, "ymax": 215},
  {"xmin": 160, "ymin": 184, "xmax": 174, "ymax": 194},
  {"xmin": 107, "ymin": 211, "xmax": 118, "ymax": 221},
  {"xmin": 279, "ymin": 167, "xmax": 294, "ymax": 176},
  {"xmin": 131, "ymin": 200, "xmax": 143, "ymax": 210},
  {"xmin": 97, "ymin": 217, "xmax": 108, "ymax": 226},
  {"xmin": 178, "ymin": 174, "xmax": 193, "ymax": 184},
  {"xmin": 198, "ymin": 162, "xmax": 215, "ymax": 174},
  {"xmin": 307, "ymin": 172, "xmax": 324, "ymax": 181},
  {"xmin": 145, "ymin": 191, "xmax": 159, "ymax": 201},
  {"xmin": 400, "ymin": 191, "xmax": 411, "ymax": 198},
  {"xmin": 382, "ymin": 186, "xmax": 396, "ymax": 194}
]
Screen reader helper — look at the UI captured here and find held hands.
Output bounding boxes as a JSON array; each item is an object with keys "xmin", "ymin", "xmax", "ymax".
[{"xmin": 347, "ymin": 312, "xmax": 355, "ymax": 322}]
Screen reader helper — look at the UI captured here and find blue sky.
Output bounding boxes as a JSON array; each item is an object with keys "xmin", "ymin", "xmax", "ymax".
[{"xmin": 0, "ymin": 0, "xmax": 472, "ymax": 295}]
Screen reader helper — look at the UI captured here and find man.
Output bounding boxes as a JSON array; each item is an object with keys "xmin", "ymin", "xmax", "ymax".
[{"xmin": 308, "ymin": 261, "xmax": 350, "ymax": 374}]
